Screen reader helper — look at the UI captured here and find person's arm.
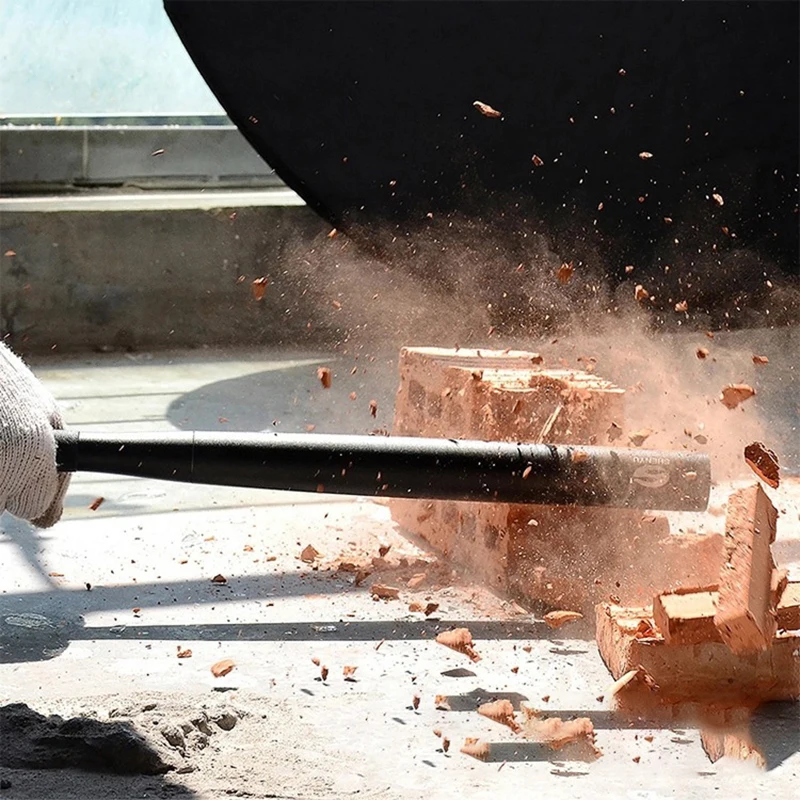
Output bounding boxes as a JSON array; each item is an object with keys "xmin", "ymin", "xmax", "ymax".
[{"xmin": 0, "ymin": 342, "xmax": 70, "ymax": 527}]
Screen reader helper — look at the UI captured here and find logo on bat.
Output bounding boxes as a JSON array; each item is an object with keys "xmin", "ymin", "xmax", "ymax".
[{"xmin": 631, "ymin": 464, "xmax": 670, "ymax": 488}]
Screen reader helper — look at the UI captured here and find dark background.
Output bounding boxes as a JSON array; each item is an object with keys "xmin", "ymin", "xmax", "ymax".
[{"xmin": 166, "ymin": 0, "xmax": 799, "ymax": 325}]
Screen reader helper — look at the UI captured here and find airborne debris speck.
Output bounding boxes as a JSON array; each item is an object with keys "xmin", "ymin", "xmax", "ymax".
[{"xmin": 473, "ymin": 100, "xmax": 502, "ymax": 118}]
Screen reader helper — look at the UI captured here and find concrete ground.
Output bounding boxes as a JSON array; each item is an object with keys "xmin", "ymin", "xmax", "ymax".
[{"xmin": 1, "ymin": 344, "xmax": 798, "ymax": 799}]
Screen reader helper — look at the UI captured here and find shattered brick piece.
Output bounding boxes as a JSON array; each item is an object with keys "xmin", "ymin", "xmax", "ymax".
[
  {"xmin": 777, "ymin": 582, "xmax": 800, "ymax": 630},
  {"xmin": 435, "ymin": 628, "xmax": 481, "ymax": 662},
  {"xmin": 300, "ymin": 545, "xmax": 320, "ymax": 563},
  {"xmin": 744, "ymin": 442, "xmax": 780, "ymax": 489},
  {"xmin": 714, "ymin": 485, "xmax": 778, "ymax": 654},
  {"xmin": 543, "ymin": 610, "xmax": 583, "ymax": 629},
  {"xmin": 477, "ymin": 700, "xmax": 520, "ymax": 732},
  {"xmin": 556, "ymin": 261, "xmax": 574, "ymax": 284},
  {"xmin": 700, "ymin": 707, "xmax": 766, "ymax": 769},
  {"xmin": 628, "ymin": 429, "xmax": 652, "ymax": 447},
  {"xmin": 251, "ymin": 276, "xmax": 268, "ymax": 301},
  {"xmin": 596, "ymin": 603, "xmax": 800, "ymax": 704},
  {"xmin": 371, "ymin": 584, "xmax": 400, "ymax": 600},
  {"xmin": 653, "ymin": 586, "xmax": 721, "ymax": 646},
  {"xmin": 460, "ymin": 738, "xmax": 490, "ymax": 760},
  {"xmin": 607, "ymin": 668, "xmax": 642, "ymax": 697},
  {"xmin": 210, "ymin": 659, "xmax": 235, "ymax": 678},
  {"xmin": 653, "ymin": 578, "xmax": 796, "ymax": 644},
  {"xmin": 520, "ymin": 713, "xmax": 601, "ymax": 756},
  {"xmin": 720, "ymin": 384, "xmax": 756, "ymax": 410},
  {"xmin": 473, "ymin": 100, "xmax": 502, "ymax": 118},
  {"xmin": 407, "ymin": 573, "xmax": 427, "ymax": 589}
]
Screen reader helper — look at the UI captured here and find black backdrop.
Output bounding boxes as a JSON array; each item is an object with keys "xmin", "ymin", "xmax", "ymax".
[{"xmin": 166, "ymin": 0, "xmax": 799, "ymax": 316}]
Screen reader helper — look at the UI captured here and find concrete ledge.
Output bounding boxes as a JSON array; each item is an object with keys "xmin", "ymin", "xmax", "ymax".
[
  {"xmin": 0, "ymin": 120, "xmax": 281, "ymax": 191},
  {"xmin": 1, "ymin": 189, "xmax": 332, "ymax": 355},
  {"xmin": 0, "ymin": 189, "xmax": 305, "ymax": 213}
]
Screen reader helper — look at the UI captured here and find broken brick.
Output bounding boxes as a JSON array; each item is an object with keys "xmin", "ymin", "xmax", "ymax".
[
  {"xmin": 653, "ymin": 578, "xmax": 797, "ymax": 645},
  {"xmin": 653, "ymin": 586, "xmax": 721, "ymax": 646},
  {"xmin": 720, "ymin": 384, "xmax": 756, "ymax": 410},
  {"xmin": 407, "ymin": 572, "xmax": 427, "ymax": 589},
  {"xmin": 210, "ymin": 659, "xmax": 236, "ymax": 678},
  {"xmin": 714, "ymin": 485, "xmax": 778, "ymax": 654},
  {"xmin": 371, "ymin": 583, "xmax": 400, "ymax": 600},
  {"xmin": 596, "ymin": 602, "xmax": 800, "ymax": 705},
  {"xmin": 460, "ymin": 738, "xmax": 490, "ymax": 760},
  {"xmin": 520, "ymin": 708, "xmax": 600, "ymax": 756},
  {"xmin": 700, "ymin": 707, "xmax": 766, "ymax": 769},
  {"xmin": 744, "ymin": 442, "xmax": 780, "ymax": 489},
  {"xmin": 777, "ymin": 582, "xmax": 800, "ymax": 630},
  {"xmin": 435, "ymin": 628, "xmax": 481, "ymax": 662},
  {"xmin": 473, "ymin": 100, "xmax": 502, "ymax": 118},
  {"xmin": 543, "ymin": 610, "xmax": 583, "ymax": 629},
  {"xmin": 477, "ymin": 699, "xmax": 520, "ymax": 732},
  {"xmin": 300, "ymin": 545, "xmax": 321, "ymax": 563}
]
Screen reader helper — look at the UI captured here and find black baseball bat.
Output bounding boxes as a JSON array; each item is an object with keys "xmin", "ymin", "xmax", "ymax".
[{"xmin": 54, "ymin": 430, "xmax": 710, "ymax": 511}]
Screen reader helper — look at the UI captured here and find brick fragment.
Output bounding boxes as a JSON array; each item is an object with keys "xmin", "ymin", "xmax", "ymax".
[
  {"xmin": 653, "ymin": 586, "xmax": 721, "ymax": 646},
  {"xmin": 714, "ymin": 485, "xmax": 778, "ymax": 654},
  {"xmin": 777, "ymin": 581, "xmax": 800, "ymax": 630},
  {"xmin": 477, "ymin": 699, "xmax": 520, "ymax": 732},
  {"xmin": 653, "ymin": 577, "xmax": 797, "ymax": 645},
  {"xmin": 596, "ymin": 603, "xmax": 800, "ymax": 705},
  {"xmin": 700, "ymin": 707, "xmax": 766, "ymax": 769}
]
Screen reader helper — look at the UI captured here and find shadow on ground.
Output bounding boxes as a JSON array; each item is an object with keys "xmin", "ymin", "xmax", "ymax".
[{"xmin": 165, "ymin": 357, "xmax": 399, "ymax": 436}]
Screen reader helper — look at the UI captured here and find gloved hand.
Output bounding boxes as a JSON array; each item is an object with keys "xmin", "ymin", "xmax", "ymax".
[{"xmin": 0, "ymin": 342, "xmax": 70, "ymax": 527}]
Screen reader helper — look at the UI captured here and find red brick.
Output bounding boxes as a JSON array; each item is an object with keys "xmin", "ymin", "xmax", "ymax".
[
  {"xmin": 392, "ymin": 347, "xmax": 624, "ymax": 443},
  {"xmin": 713, "ymin": 485, "xmax": 778, "ymax": 654}
]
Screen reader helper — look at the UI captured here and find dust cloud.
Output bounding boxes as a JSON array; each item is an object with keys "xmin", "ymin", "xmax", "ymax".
[{"xmin": 279, "ymin": 207, "xmax": 797, "ymax": 479}]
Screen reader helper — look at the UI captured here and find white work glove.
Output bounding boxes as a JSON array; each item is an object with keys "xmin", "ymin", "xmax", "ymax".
[{"xmin": 0, "ymin": 342, "xmax": 70, "ymax": 527}]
